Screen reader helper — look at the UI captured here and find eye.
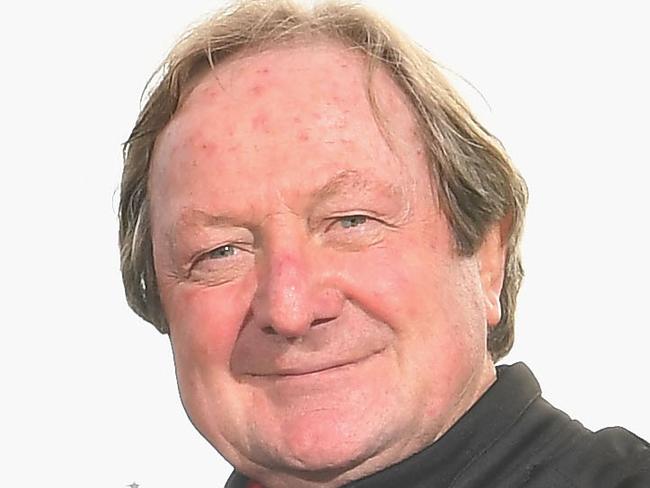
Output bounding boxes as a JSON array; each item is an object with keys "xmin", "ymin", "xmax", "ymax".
[
  {"xmin": 337, "ymin": 215, "xmax": 368, "ymax": 229},
  {"xmin": 322, "ymin": 214, "xmax": 384, "ymax": 250},
  {"xmin": 204, "ymin": 244, "xmax": 238, "ymax": 260},
  {"xmin": 188, "ymin": 241, "xmax": 254, "ymax": 285}
]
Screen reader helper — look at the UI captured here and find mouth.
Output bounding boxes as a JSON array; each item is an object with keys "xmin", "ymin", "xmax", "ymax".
[{"xmin": 246, "ymin": 348, "xmax": 385, "ymax": 380}]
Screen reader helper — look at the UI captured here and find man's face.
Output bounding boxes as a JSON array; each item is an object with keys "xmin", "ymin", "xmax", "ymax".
[{"xmin": 150, "ymin": 43, "xmax": 502, "ymax": 482}]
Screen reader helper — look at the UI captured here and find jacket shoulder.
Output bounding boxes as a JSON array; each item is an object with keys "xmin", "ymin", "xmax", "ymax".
[{"xmin": 529, "ymin": 426, "xmax": 650, "ymax": 488}]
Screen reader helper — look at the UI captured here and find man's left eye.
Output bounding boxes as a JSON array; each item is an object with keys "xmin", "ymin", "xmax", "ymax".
[
  {"xmin": 338, "ymin": 215, "xmax": 368, "ymax": 229},
  {"xmin": 322, "ymin": 214, "xmax": 384, "ymax": 249}
]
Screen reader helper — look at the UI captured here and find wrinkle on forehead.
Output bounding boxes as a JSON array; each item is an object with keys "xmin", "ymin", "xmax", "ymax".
[{"xmin": 167, "ymin": 168, "xmax": 413, "ymax": 234}]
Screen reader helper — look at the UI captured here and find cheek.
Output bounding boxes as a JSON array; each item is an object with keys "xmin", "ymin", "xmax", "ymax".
[
  {"xmin": 336, "ymin": 231, "xmax": 486, "ymax": 359},
  {"xmin": 334, "ymin": 240, "xmax": 487, "ymax": 415},
  {"xmin": 162, "ymin": 275, "xmax": 256, "ymax": 372},
  {"xmin": 337, "ymin": 230, "xmax": 460, "ymax": 331}
]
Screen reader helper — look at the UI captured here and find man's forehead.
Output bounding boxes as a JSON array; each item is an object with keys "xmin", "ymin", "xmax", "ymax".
[
  {"xmin": 149, "ymin": 39, "xmax": 430, "ymax": 227},
  {"xmin": 153, "ymin": 40, "xmax": 421, "ymax": 173},
  {"xmin": 154, "ymin": 42, "xmax": 369, "ymax": 163},
  {"xmin": 190, "ymin": 40, "xmax": 368, "ymax": 97},
  {"xmin": 169, "ymin": 39, "xmax": 415, "ymax": 130}
]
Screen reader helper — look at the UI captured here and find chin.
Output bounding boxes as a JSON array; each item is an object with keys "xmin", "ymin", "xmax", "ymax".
[
  {"xmin": 231, "ymin": 357, "xmax": 406, "ymax": 473},
  {"xmin": 273, "ymin": 411, "xmax": 385, "ymax": 472},
  {"xmin": 234, "ymin": 383, "xmax": 411, "ymax": 480}
]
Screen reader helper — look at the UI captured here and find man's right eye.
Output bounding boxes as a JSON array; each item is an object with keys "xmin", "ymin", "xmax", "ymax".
[
  {"xmin": 205, "ymin": 244, "xmax": 237, "ymax": 260},
  {"xmin": 187, "ymin": 242, "xmax": 254, "ymax": 286}
]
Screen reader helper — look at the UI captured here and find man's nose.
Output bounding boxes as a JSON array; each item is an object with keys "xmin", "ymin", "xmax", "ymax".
[{"xmin": 252, "ymin": 231, "xmax": 342, "ymax": 339}]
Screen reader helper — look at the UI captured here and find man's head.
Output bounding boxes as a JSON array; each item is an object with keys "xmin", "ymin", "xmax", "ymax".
[{"xmin": 120, "ymin": 1, "xmax": 527, "ymax": 485}]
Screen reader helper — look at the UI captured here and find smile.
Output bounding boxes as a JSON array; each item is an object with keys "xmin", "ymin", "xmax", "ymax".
[{"xmin": 246, "ymin": 348, "xmax": 385, "ymax": 380}]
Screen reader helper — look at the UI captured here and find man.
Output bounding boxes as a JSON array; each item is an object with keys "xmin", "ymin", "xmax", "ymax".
[{"xmin": 119, "ymin": 1, "xmax": 649, "ymax": 486}]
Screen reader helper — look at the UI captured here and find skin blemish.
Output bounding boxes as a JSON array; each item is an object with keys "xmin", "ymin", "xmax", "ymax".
[
  {"xmin": 298, "ymin": 130, "xmax": 310, "ymax": 142},
  {"xmin": 187, "ymin": 84, "xmax": 224, "ymax": 106},
  {"xmin": 250, "ymin": 84, "xmax": 266, "ymax": 97},
  {"xmin": 252, "ymin": 111, "xmax": 270, "ymax": 131},
  {"xmin": 196, "ymin": 140, "xmax": 218, "ymax": 158}
]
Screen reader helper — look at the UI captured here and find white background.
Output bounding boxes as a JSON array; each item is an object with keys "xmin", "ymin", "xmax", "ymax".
[{"xmin": 1, "ymin": 1, "xmax": 648, "ymax": 487}]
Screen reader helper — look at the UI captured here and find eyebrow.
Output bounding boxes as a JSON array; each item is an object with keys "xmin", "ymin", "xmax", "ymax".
[
  {"xmin": 165, "ymin": 210, "xmax": 241, "ymax": 252},
  {"xmin": 311, "ymin": 169, "xmax": 405, "ymax": 206}
]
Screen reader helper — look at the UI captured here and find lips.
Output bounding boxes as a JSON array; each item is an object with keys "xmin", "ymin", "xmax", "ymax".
[{"xmin": 245, "ymin": 348, "xmax": 384, "ymax": 379}]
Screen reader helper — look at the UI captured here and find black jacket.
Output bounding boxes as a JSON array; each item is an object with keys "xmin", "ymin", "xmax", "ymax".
[{"xmin": 225, "ymin": 363, "xmax": 650, "ymax": 487}]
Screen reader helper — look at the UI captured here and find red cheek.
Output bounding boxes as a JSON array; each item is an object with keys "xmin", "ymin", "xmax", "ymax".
[
  {"xmin": 167, "ymin": 285, "xmax": 244, "ymax": 360},
  {"xmin": 333, "ymin": 247, "xmax": 418, "ymax": 325}
]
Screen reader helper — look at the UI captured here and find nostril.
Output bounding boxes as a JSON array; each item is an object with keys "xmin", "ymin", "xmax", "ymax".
[
  {"xmin": 312, "ymin": 317, "xmax": 332, "ymax": 327},
  {"xmin": 260, "ymin": 318, "xmax": 331, "ymax": 337},
  {"xmin": 261, "ymin": 328, "xmax": 303, "ymax": 343},
  {"xmin": 262, "ymin": 325, "xmax": 277, "ymax": 335}
]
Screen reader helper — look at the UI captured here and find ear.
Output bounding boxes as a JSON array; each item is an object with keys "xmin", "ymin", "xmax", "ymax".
[{"xmin": 477, "ymin": 215, "xmax": 510, "ymax": 328}]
